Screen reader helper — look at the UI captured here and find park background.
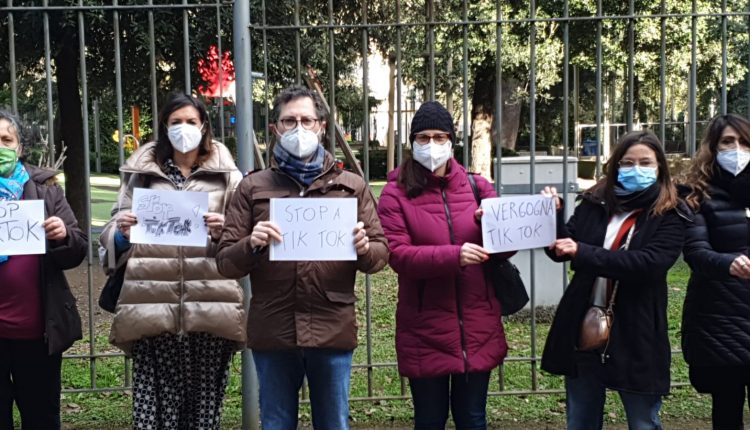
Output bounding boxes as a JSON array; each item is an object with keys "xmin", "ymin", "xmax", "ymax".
[{"xmin": 3, "ymin": 0, "xmax": 750, "ymax": 428}]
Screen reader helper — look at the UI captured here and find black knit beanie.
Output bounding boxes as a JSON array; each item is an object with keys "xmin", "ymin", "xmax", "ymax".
[{"xmin": 409, "ymin": 101, "xmax": 456, "ymax": 145}]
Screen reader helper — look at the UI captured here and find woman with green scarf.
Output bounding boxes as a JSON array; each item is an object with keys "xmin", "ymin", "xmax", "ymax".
[{"xmin": 0, "ymin": 110, "xmax": 87, "ymax": 430}]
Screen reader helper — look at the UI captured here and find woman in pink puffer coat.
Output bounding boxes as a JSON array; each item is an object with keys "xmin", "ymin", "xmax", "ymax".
[{"xmin": 377, "ymin": 101, "xmax": 511, "ymax": 430}]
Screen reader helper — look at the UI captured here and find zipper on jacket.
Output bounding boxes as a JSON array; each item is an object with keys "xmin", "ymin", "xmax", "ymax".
[
  {"xmin": 440, "ymin": 183, "xmax": 470, "ymax": 375},
  {"xmin": 178, "ymin": 245, "xmax": 185, "ymax": 335},
  {"xmin": 418, "ymin": 285, "xmax": 425, "ymax": 312},
  {"xmin": 37, "ymin": 184, "xmax": 51, "ymax": 350}
]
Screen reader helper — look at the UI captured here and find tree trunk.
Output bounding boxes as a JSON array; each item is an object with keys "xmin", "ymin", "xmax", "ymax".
[
  {"xmin": 470, "ymin": 62, "xmax": 494, "ymax": 178},
  {"xmin": 499, "ymin": 77, "xmax": 522, "ymax": 151},
  {"xmin": 470, "ymin": 64, "xmax": 524, "ymax": 179},
  {"xmin": 56, "ymin": 29, "xmax": 88, "ymax": 231},
  {"xmin": 386, "ymin": 54, "xmax": 396, "ymax": 172}
]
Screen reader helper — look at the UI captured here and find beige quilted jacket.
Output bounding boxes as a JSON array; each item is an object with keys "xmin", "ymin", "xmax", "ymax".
[{"xmin": 100, "ymin": 141, "xmax": 245, "ymax": 354}]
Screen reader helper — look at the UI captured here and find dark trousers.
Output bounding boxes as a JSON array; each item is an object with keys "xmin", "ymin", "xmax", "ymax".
[
  {"xmin": 690, "ymin": 365, "xmax": 750, "ymax": 430},
  {"xmin": 0, "ymin": 338, "xmax": 62, "ymax": 430},
  {"xmin": 711, "ymin": 387, "xmax": 748, "ymax": 430},
  {"xmin": 408, "ymin": 371, "xmax": 491, "ymax": 430}
]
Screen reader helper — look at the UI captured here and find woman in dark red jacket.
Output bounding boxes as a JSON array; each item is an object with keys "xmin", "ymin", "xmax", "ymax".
[
  {"xmin": 377, "ymin": 101, "xmax": 510, "ymax": 430},
  {"xmin": 0, "ymin": 110, "xmax": 86, "ymax": 430}
]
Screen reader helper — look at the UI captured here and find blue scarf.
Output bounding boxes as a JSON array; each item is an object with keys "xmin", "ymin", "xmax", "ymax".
[
  {"xmin": 273, "ymin": 143, "xmax": 325, "ymax": 186},
  {"xmin": 0, "ymin": 162, "xmax": 30, "ymax": 264}
]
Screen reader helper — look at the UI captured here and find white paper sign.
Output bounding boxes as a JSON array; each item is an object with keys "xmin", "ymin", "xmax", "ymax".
[
  {"xmin": 130, "ymin": 188, "xmax": 209, "ymax": 247},
  {"xmin": 0, "ymin": 200, "xmax": 46, "ymax": 255},
  {"xmin": 480, "ymin": 194, "xmax": 556, "ymax": 253},
  {"xmin": 269, "ymin": 197, "xmax": 358, "ymax": 261}
]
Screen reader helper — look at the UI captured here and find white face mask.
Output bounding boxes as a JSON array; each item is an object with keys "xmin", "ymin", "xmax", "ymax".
[
  {"xmin": 412, "ymin": 141, "xmax": 453, "ymax": 172},
  {"xmin": 279, "ymin": 127, "xmax": 321, "ymax": 159},
  {"xmin": 167, "ymin": 123, "xmax": 203, "ymax": 154},
  {"xmin": 717, "ymin": 147, "xmax": 750, "ymax": 176}
]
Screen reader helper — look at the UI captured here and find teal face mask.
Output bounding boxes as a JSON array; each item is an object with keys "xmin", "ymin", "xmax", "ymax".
[{"xmin": 0, "ymin": 147, "xmax": 18, "ymax": 178}]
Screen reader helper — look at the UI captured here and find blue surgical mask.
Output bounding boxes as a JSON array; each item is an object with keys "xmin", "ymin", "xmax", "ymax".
[
  {"xmin": 617, "ymin": 166, "xmax": 657, "ymax": 192},
  {"xmin": 717, "ymin": 148, "xmax": 750, "ymax": 176}
]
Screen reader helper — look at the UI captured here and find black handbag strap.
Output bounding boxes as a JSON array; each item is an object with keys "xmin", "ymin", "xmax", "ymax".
[{"xmin": 467, "ymin": 174, "xmax": 481, "ymax": 207}]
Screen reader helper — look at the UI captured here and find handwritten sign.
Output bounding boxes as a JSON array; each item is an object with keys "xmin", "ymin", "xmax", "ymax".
[
  {"xmin": 269, "ymin": 198, "xmax": 358, "ymax": 261},
  {"xmin": 130, "ymin": 188, "xmax": 209, "ymax": 247},
  {"xmin": 0, "ymin": 200, "xmax": 46, "ymax": 255},
  {"xmin": 480, "ymin": 195, "xmax": 556, "ymax": 253}
]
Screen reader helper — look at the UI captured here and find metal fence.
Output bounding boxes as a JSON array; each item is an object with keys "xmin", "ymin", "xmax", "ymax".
[{"xmin": 3, "ymin": 0, "xmax": 750, "ymax": 428}]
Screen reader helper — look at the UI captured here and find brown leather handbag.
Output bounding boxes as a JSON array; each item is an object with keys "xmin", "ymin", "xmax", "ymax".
[
  {"xmin": 577, "ymin": 211, "xmax": 638, "ymax": 353},
  {"xmin": 578, "ymin": 282, "xmax": 616, "ymax": 351}
]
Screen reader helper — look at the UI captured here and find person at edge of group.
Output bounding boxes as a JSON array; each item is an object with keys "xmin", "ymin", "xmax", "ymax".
[
  {"xmin": 99, "ymin": 93, "xmax": 245, "ymax": 429},
  {"xmin": 540, "ymin": 130, "xmax": 690, "ymax": 430},
  {"xmin": 377, "ymin": 101, "xmax": 514, "ymax": 430},
  {"xmin": 680, "ymin": 113, "xmax": 750, "ymax": 430},
  {"xmin": 215, "ymin": 85, "xmax": 389, "ymax": 430},
  {"xmin": 0, "ymin": 110, "xmax": 87, "ymax": 430}
]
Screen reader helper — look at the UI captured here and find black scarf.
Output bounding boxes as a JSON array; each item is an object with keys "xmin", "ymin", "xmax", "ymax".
[
  {"xmin": 711, "ymin": 162, "xmax": 750, "ymax": 207},
  {"xmin": 613, "ymin": 183, "xmax": 661, "ymax": 213}
]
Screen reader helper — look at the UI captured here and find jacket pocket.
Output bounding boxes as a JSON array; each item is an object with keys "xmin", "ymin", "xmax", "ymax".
[
  {"xmin": 324, "ymin": 290, "xmax": 357, "ymax": 304},
  {"xmin": 251, "ymin": 190, "xmax": 292, "ymax": 223},
  {"xmin": 253, "ymin": 190, "xmax": 292, "ymax": 200}
]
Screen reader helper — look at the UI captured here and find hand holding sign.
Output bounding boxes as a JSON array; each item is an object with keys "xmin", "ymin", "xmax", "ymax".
[
  {"xmin": 460, "ymin": 242, "xmax": 490, "ymax": 266},
  {"xmin": 203, "ymin": 212, "xmax": 225, "ymax": 241},
  {"xmin": 43, "ymin": 216, "xmax": 67, "ymax": 241},
  {"xmin": 541, "ymin": 186, "xmax": 562, "ymax": 210},
  {"xmin": 116, "ymin": 211, "xmax": 138, "ymax": 239},
  {"xmin": 251, "ymin": 221, "xmax": 282, "ymax": 248},
  {"xmin": 353, "ymin": 221, "xmax": 369, "ymax": 256},
  {"xmin": 551, "ymin": 237, "xmax": 578, "ymax": 257}
]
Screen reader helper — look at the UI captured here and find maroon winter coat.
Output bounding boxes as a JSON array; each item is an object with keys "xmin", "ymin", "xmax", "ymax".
[{"xmin": 377, "ymin": 159, "xmax": 509, "ymax": 378}]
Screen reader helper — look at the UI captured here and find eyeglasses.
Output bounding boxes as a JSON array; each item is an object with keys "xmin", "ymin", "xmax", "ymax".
[
  {"xmin": 277, "ymin": 117, "xmax": 320, "ymax": 131},
  {"xmin": 414, "ymin": 133, "xmax": 451, "ymax": 145},
  {"xmin": 618, "ymin": 159, "xmax": 656, "ymax": 168}
]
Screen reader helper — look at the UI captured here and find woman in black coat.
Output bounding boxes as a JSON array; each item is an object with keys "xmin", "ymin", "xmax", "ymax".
[
  {"xmin": 682, "ymin": 113, "xmax": 750, "ymax": 430},
  {"xmin": 541, "ymin": 130, "xmax": 688, "ymax": 430}
]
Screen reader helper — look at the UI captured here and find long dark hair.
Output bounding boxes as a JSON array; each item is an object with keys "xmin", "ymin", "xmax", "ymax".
[
  {"xmin": 397, "ymin": 155, "xmax": 430, "ymax": 198},
  {"xmin": 155, "ymin": 92, "xmax": 213, "ymax": 166},
  {"xmin": 588, "ymin": 130, "xmax": 677, "ymax": 216},
  {"xmin": 685, "ymin": 113, "xmax": 750, "ymax": 209}
]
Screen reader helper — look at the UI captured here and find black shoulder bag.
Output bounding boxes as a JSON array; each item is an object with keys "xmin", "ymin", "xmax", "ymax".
[
  {"xmin": 98, "ymin": 265, "xmax": 125, "ymax": 313},
  {"xmin": 98, "ymin": 173, "xmax": 151, "ymax": 313},
  {"xmin": 467, "ymin": 174, "xmax": 530, "ymax": 316}
]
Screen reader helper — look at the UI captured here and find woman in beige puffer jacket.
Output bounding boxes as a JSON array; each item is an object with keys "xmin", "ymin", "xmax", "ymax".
[{"xmin": 99, "ymin": 93, "xmax": 244, "ymax": 429}]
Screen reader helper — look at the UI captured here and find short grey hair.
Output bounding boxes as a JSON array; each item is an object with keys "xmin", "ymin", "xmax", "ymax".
[{"xmin": 0, "ymin": 109, "xmax": 26, "ymax": 146}]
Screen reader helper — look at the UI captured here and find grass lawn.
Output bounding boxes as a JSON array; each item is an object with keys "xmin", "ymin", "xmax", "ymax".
[{"xmin": 41, "ymin": 175, "xmax": 713, "ymax": 428}]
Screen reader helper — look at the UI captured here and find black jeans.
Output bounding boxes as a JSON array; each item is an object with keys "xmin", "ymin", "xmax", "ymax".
[
  {"xmin": 409, "ymin": 371, "xmax": 491, "ymax": 430},
  {"xmin": 0, "ymin": 338, "xmax": 63, "ymax": 430}
]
